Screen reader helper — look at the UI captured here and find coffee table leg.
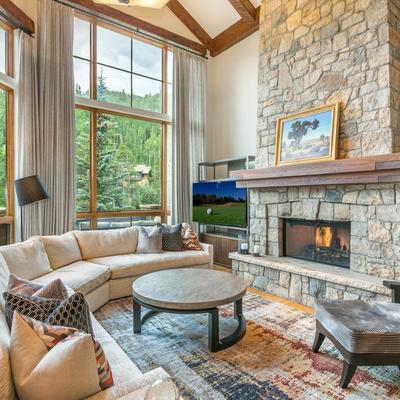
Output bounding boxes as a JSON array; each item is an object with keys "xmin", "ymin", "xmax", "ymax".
[
  {"xmin": 208, "ymin": 298, "xmax": 246, "ymax": 352},
  {"xmin": 133, "ymin": 298, "xmax": 142, "ymax": 334},
  {"xmin": 208, "ymin": 308, "xmax": 220, "ymax": 352},
  {"xmin": 234, "ymin": 298, "xmax": 243, "ymax": 319}
]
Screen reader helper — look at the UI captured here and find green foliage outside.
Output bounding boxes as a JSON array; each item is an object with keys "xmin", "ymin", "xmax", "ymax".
[
  {"xmin": 75, "ymin": 76, "xmax": 162, "ymax": 213},
  {"xmin": 192, "ymin": 203, "xmax": 247, "ymax": 227}
]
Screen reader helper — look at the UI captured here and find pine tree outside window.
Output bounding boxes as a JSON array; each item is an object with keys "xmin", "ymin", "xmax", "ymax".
[{"xmin": 73, "ymin": 15, "xmax": 172, "ymax": 230}]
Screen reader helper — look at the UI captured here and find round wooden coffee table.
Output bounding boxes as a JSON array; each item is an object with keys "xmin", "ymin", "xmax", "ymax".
[{"xmin": 132, "ymin": 268, "xmax": 247, "ymax": 352}]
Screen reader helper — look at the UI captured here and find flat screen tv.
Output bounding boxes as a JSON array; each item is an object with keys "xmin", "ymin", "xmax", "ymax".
[{"xmin": 192, "ymin": 181, "xmax": 247, "ymax": 228}]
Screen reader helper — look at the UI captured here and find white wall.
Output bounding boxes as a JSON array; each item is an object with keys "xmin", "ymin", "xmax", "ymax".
[{"xmin": 206, "ymin": 31, "xmax": 259, "ymax": 162}]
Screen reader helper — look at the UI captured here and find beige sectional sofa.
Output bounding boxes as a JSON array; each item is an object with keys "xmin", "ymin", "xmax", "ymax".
[{"xmin": 0, "ymin": 227, "xmax": 213, "ymax": 399}]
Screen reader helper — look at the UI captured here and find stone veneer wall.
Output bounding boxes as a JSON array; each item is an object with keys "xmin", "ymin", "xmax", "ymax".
[
  {"xmin": 257, "ymin": 0, "xmax": 400, "ymax": 167},
  {"xmin": 250, "ymin": 184, "xmax": 400, "ymax": 279},
  {"xmin": 389, "ymin": 0, "xmax": 400, "ymax": 149},
  {"xmin": 231, "ymin": 256, "xmax": 391, "ymax": 306}
]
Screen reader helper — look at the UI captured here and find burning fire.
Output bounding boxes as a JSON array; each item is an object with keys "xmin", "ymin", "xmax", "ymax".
[
  {"xmin": 315, "ymin": 227, "xmax": 333, "ymax": 248},
  {"xmin": 315, "ymin": 226, "xmax": 350, "ymax": 251}
]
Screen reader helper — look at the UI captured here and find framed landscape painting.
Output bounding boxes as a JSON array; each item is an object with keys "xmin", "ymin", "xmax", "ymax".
[{"xmin": 275, "ymin": 103, "xmax": 340, "ymax": 166}]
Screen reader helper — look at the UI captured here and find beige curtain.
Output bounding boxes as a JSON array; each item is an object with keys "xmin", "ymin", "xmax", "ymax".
[
  {"xmin": 171, "ymin": 49, "xmax": 206, "ymax": 224},
  {"xmin": 15, "ymin": 0, "xmax": 75, "ymax": 240},
  {"xmin": 37, "ymin": 0, "xmax": 75, "ymax": 236},
  {"xmin": 15, "ymin": 32, "xmax": 42, "ymax": 241}
]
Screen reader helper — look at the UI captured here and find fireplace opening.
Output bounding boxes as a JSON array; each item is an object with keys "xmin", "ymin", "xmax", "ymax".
[{"xmin": 284, "ymin": 219, "xmax": 350, "ymax": 268}]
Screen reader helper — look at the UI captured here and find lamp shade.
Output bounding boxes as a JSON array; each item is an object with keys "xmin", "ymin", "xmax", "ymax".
[{"xmin": 15, "ymin": 175, "xmax": 49, "ymax": 206}]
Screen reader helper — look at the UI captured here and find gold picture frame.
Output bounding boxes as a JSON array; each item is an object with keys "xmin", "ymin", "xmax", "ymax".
[{"xmin": 275, "ymin": 103, "xmax": 340, "ymax": 166}]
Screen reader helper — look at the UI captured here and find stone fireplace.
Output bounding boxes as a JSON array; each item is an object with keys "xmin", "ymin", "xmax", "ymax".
[{"xmin": 230, "ymin": 0, "xmax": 400, "ymax": 305}]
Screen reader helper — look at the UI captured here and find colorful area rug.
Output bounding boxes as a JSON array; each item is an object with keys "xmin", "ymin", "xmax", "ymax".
[{"xmin": 95, "ymin": 292, "xmax": 400, "ymax": 399}]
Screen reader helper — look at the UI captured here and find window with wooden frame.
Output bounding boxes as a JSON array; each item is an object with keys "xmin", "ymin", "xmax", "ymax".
[
  {"xmin": 0, "ymin": 21, "xmax": 14, "ymax": 243},
  {"xmin": 73, "ymin": 15, "xmax": 173, "ymax": 230}
]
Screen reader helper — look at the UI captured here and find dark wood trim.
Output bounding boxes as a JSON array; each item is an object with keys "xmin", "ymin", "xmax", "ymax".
[
  {"xmin": 232, "ymin": 154, "xmax": 400, "ymax": 188},
  {"xmin": 166, "ymin": 0, "xmax": 212, "ymax": 49},
  {"xmin": 210, "ymin": 10, "xmax": 260, "ymax": 57},
  {"xmin": 228, "ymin": 0, "xmax": 257, "ymax": 22},
  {"xmin": 67, "ymin": 0, "xmax": 207, "ymax": 55},
  {"xmin": 0, "ymin": 1, "xmax": 34, "ymax": 34}
]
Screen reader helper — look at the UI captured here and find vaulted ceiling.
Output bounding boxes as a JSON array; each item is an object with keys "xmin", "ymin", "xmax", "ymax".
[{"xmin": 111, "ymin": 0, "xmax": 261, "ymax": 56}]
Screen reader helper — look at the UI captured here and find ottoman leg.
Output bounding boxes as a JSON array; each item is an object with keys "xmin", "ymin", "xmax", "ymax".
[
  {"xmin": 340, "ymin": 361, "xmax": 357, "ymax": 388},
  {"xmin": 312, "ymin": 330, "xmax": 325, "ymax": 353}
]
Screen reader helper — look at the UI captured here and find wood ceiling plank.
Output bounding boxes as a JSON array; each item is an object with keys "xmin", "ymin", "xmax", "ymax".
[
  {"xmin": 67, "ymin": 0, "xmax": 207, "ymax": 55},
  {"xmin": 210, "ymin": 20, "xmax": 258, "ymax": 56},
  {"xmin": 167, "ymin": 0, "xmax": 213, "ymax": 49},
  {"xmin": 210, "ymin": 6, "xmax": 260, "ymax": 56},
  {"xmin": 0, "ymin": 1, "xmax": 34, "ymax": 34},
  {"xmin": 228, "ymin": 0, "xmax": 257, "ymax": 22}
]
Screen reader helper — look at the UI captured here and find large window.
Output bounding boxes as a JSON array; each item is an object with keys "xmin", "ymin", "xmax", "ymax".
[
  {"xmin": 73, "ymin": 16, "xmax": 172, "ymax": 229},
  {"xmin": 0, "ymin": 22, "xmax": 14, "ymax": 243}
]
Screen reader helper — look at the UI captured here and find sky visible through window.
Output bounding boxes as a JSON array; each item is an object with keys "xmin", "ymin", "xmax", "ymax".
[
  {"xmin": 73, "ymin": 17, "xmax": 167, "ymax": 113},
  {"xmin": 0, "ymin": 28, "xmax": 7, "ymax": 75}
]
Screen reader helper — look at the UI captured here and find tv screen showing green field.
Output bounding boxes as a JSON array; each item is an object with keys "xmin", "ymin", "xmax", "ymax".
[{"xmin": 192, "ymin": 181, "xmax": 247, "ymax": 227}]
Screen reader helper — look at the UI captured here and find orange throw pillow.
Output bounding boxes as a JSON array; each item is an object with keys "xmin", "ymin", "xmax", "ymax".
[{"xmin": 182, "ymin": 224, "xmax": 203, "ymax": 251}]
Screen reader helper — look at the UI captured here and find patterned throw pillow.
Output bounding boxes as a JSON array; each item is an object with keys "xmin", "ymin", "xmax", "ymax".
[
  {"xmin": 46, "ymin": 292, "xmax": 93, "ymax": 335},
  {"xmin": 136, "ymin": 226, "xmax": 163, "ymax": 254},
  {"xmin": 7, "ymin": 275, "xmax": 43, "ymax": 295},
  {"xmin": 7, "ymin": 275, "xmax": 68, "ymax": 299},
  {"xmin": 16, "ymin": 313, "xmax": 114, "ymax": 391},
  {"xmin": 161, "ymin": 224, "xmax": 183, "ymax": 251},
  {"xmin": 3, "ymin": 291, "xmax": 93, "ymax": 334},
  {"xmin": 3, "ymin": 292, "xmax": 61, "ymax": 329},
  {"xmin": 182, "ymin": 224, "xmax": 203, "ymax": 251}
]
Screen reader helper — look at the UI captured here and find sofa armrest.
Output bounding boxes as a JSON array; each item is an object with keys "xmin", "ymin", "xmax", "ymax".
[
  {"xmin": 200, "ymin": 242, "xmax": 213, "ymax": 267},
  {"xmin": 383, "ymin": 280, "xmax": 400, "ymax": 303},
  {"xmin": 84, "ymin": 368, "xmax": 169, "ymax": 400}
]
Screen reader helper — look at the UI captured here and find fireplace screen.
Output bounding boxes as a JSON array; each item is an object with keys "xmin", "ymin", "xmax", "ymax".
[{"xmin": 284, "ymin": 219, "xmax": 350, "ymax": 268}]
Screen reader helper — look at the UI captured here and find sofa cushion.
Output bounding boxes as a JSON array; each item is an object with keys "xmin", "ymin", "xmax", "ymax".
[
  {"xmin": 39, "ymin": 232, "xmax": 82, "ymax": 270},
  {"xmin": 0, "ymin": 253, "xmax": 10, "ymax": 313},
  {"xmin": 10, "ymin": 313, "xmax": 105, "ymax": 400},
  {"xmin": 91, "ymin": 317, "xmax": 142, "ymax": 384},
  {"xmin": 88, "ymin": 251, "xmax": 210, "ymax": 280},
  {"xmin": 0, "ymin": 239, "xmax": 52, "ymax": 280},
  {"xmin": 73, "ymin": 228, "xmax": 139, "ymax": 260},
  {"xmin": 0, "ymin": 311, "xmax": 17, "ymax": 400},
  {"xmin": 33, "ymin": 261, "xmax": 111, "ymax": 295}
]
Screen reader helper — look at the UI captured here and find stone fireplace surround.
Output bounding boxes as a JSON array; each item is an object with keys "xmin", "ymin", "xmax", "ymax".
[
  {"xmin": 229, "ymin": 0, "xmax": 400, "ymax": 306},
  {"xmin": 230, "ymin": 183, "xmax": 397, "ymax": 305}
]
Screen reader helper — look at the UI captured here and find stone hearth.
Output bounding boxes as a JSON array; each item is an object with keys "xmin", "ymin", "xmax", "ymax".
[
  {"xmin": 229, "ymin": 0, "xmax": 400, "ymax": 305},
  {"xmin": 230, "ymin": 253, "xmax": 391, "ymax": 306}
]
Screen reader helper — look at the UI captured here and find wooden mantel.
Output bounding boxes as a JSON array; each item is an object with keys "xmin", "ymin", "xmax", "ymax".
[{"xmin": 231, "ymin": 154, "xmax": 400, "ymax": 188}]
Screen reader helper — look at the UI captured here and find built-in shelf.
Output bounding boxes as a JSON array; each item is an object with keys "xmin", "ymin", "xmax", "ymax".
[{"xmin": 230, "ymin": 153, "xmax": 400, "ymax": 189}]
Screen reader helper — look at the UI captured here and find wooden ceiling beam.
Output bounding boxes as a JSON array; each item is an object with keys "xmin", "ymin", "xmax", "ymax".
[
  {"xmin": 166, "ymin": 0, "xmax": 212, "ymax": 49},
  {"xmin": 67, "ymin": 0, "xmax": 207, "ymax": 55},
  {"xmin": 228, "ymin": 0, "xmax": 257, "ymax": 23},
  {"xmin": 0, "ymin": 1, "xmax": 34, "ymax": 34},
  {"xmin": 210, "ymin": 7, "xmax": 260, "ymax": 57}
]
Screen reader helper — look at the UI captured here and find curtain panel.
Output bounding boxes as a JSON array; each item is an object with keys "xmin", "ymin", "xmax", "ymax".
[
  {"xmin": 15, "ymin": 32, "xmax": 42, "ymax": 242},
  {"xmin": 15, "ymin": 0, "xmax": 75, "ymax": 240},
  {"xmin": 171, "ymin": 49, "xmax": 206, "ymax": 224}
]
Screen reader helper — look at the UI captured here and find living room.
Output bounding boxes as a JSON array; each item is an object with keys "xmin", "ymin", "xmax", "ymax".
[{"xmin": 1, "ymin": 0, "xmax": 400, "ymax": 399}]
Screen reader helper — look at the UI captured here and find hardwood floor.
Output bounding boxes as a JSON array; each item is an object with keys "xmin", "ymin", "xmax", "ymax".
[{"xmin": 211, "ymin": 264, "xmax": 314, "ymax": 315}]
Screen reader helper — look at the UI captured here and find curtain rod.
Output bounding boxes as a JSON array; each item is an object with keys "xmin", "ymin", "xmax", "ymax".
[{"xmin": 53, "ymin": 0, "xmax": 208, "ymax": 59}]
